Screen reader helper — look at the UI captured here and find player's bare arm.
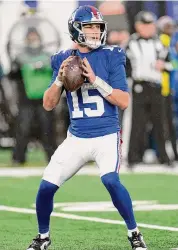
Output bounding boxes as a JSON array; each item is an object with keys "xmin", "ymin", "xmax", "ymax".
[
  {"xmin": 105, "ymin": 89, "xmax": 129, "ymax": 110},
  {"xmin": 82, "ymin": 57, "xmax": 129, "ymax": 110},
  {"xmin": 43, "ymin": 56, "xmax": 73, "ymax": 111}
]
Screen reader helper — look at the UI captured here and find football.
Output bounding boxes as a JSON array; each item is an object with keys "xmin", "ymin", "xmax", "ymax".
[{"xmin": 62, "ymin": 56, "xmax": 85, "ymax": 92}]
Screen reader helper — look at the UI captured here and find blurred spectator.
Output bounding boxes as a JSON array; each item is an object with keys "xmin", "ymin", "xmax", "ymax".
[
  {"xmin": 157, "ymin": 16, "xmax": 175, "ymax": 40},
  {"xmin": 126, "ymin": 11, "xmax": 170, "ymax": 167},
  {"xmin": 8, "ymin": 27, "xmax": 56, "ymax": 166},
  {"xmin": 125, "ymin": 1, "xmax": 168, "ymax": 34},
  {"xmin": 157, "ymin": 16, "xmax": 178, "ymax": 161},
  {"xmin": 125, "ymin": 1, "xmax": 143, "ymax": 34},
  {"xmin": 0, "ymin": 61, "xmax": 16, "ymax": 145}
]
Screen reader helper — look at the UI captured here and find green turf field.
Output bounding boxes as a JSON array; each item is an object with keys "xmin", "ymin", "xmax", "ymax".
[
  {"xmin": 0, "ymin": 149, "xmax": 47, "ymax": 167},
  {"xmin": 0, "ymin": 173, "xmax": 178, "ymax": 250}
]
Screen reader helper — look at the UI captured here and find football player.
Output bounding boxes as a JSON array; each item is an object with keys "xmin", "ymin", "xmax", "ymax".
[{"xmin": 27, "ymin": 5, "xmax": 147, "ymax": 250}]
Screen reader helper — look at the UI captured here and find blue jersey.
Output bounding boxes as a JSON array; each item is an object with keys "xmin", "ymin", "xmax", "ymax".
[{"xmin": 50, "ymin": 45, "xmax": 128, "ymax": 138}]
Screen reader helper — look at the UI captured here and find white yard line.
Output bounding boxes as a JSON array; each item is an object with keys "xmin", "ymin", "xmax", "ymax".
[
  {"xmin": 0, "ymin": 205, "xmax": 178, "ymax": 232},
  {"xmin": 1, "ymin": 164, "xmax": 178, "ymax": 177}
]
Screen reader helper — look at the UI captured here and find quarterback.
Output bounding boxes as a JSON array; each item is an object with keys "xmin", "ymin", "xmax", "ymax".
[{"xmin": 27, "ymin": 5, "xmax": 147, "ymax": 250}]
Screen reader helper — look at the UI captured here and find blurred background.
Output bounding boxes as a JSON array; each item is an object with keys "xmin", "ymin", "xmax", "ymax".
[{"xmin": 1, "ymin": 0, "xmax": 178, "ymax": 170}]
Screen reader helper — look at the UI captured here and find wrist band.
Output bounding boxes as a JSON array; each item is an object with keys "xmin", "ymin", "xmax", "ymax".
[
  {"xmin": 93, "ymin": 76, "xmax": 113, "ymax": 97},
  {"xmin": 54, "ymin": 76, "xmax": 63, "ymax": 88}
]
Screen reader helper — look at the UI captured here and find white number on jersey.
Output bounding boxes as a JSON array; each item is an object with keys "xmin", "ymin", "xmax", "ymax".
[{"xmin": 71, "ymin": 87, "xmax": 105, "ymax": 118}]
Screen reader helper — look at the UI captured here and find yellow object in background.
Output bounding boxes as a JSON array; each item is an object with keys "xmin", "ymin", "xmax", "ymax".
[
  {"xmin": 160, "ymin": 34, "xmax": 171, "ymax": 97},
  {"xmin": 161, "ymin": 72, "xmax": 170, "ymax": 96},
  {"xmin": 160, "ymin": 34, "xmax": 170, "ymax": 47}
]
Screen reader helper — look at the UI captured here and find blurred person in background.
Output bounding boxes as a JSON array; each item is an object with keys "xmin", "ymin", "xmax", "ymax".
[
  {"xmin": 8, "ymin": 27, "xmax": 56, "ymax": 166},
  {"xmin": 0, "ymin": 60, "xmax": 16, "ymax": 146},
  {"xmin": 126, "ymin": 11, "xmax": 170, "ymax": 167},
  {"xmin": 170, "ymin": 32, "xmax": 178, "ymax": 139},
  {"xmin": 157, "ymin": 16, "xmax": 178, "ymax": 161},
  {"xmin": 125, "ymin": 1, "xmax": 169, "ymax": 34}
]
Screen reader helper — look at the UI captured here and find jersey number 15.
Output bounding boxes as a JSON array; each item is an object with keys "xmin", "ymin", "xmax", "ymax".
[{"xmin": 71, "ymin": 88, "xmax": 105, "ymax": 118}]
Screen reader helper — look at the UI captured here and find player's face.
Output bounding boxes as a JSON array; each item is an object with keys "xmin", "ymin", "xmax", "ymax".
[
  {"xmin": 135, "ymin": 22, "xmax": 156, "ymax": 38},
  {"xmin": 164, "ymin": 23, "xmax": 175, "ymax": 36},
  {"xmin": 26, "ymin": 32, "xmax": 41, "ymax": 49},
  {"xmin": 82, "ymin": 24, "xmax": 101, "ymax": 43}
]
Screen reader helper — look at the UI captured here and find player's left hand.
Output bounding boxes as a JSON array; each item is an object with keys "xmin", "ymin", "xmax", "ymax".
[{"xmin": 82, "ymin": 57, "xmax": 96, "ymax": 83}]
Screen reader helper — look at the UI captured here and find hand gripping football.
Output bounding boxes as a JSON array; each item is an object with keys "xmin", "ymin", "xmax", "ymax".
[{"xmin": 62, "ymin": 56, "xmax": 85, "ymax": 92}]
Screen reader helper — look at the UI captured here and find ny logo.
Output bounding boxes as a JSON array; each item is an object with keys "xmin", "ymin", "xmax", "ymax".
[{"xmin": 91, "ymin": 11, "xmax": 102, "ymax": 20}]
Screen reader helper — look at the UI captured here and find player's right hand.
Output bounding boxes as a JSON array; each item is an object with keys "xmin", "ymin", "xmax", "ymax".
[
  {"xmin": 58, "ymin": 56, "xmax": 74, "ymax": 81},
  {"xmin": 82, "ymin": 57, "xmax": 96, "ymax": 83}
]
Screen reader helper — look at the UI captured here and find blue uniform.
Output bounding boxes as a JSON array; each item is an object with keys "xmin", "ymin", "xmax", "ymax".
[
  {"xmin": 50, "ymin": 45, "xmax": 128, "ymax": 138},
  {"xmin": 35, "ymin": 5, "xmax": 141, "ymax": 243}
]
